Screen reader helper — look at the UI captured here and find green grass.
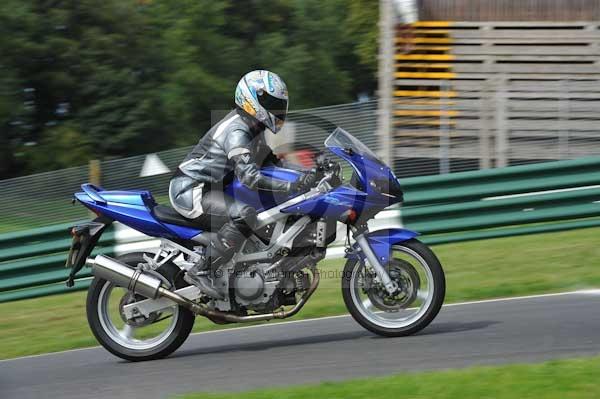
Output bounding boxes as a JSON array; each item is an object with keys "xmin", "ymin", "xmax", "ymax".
[
  {"xmin": 1, "ymin": 226, "xmax": 600, "ymax": 360},
  {"xmin": 178, "ymin": 356, "xmax": 600, "ymax": 399}
]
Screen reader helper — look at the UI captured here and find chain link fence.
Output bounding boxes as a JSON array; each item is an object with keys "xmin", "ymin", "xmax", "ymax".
[
  {"xmin": 1, "ymin": 95, "xmax": 600, "ymax": 233},
  {"xmin": 0, "ymin": 101, "xmax": 378, "ymax": 232}
]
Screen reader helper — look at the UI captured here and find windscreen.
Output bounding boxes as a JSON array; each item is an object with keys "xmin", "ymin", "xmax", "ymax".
[{"xmin": 324, "ymin": 127, "xmax": 381, "ymax": 161}]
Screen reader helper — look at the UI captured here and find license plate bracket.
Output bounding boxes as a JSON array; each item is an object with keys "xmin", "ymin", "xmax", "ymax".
[{"xmin": 65, "ymin": 219, "xmax": 111, "ymax": 287}]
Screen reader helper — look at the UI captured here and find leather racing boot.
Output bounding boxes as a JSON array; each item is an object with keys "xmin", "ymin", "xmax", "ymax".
[{"xmin": 185, "ymin": 220, "xmax": 247, "ymax": 295}]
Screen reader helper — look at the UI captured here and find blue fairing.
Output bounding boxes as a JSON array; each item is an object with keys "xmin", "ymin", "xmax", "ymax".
[
  {"xmin": 225, "ymin": 166, "xmax": 302, "ymax": 211},
  {"xmin": 346, "ymin": 228, "xmax": 419, "ymax": 264},
  {"xmin": 74, "ymin": 187, "xmax": 201, "ymax": 240},
  {"xmin": 328, "ymin": 147, "xmax": 401, "ymax": 199},
  {"xmin": 281, "ymin": 184, "xmax": 393, "ymax": 219}
]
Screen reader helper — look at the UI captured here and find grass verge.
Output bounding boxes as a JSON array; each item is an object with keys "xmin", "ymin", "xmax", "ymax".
[
  {"xmin": 1, "ymin": 226, "xmax": 599, "ymax": 360},
  {"xmin": 178, "ymin": 355, "xmax": 600, "ymax": 399}
]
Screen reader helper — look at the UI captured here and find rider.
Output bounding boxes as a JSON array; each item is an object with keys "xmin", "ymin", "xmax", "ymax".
[{"xmin": 169, "ymin": 70, "xmax": 315, "ymax": 283}]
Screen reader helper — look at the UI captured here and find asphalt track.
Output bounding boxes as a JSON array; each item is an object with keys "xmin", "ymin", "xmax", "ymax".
[{"xmin": 3, "ymin": 291, "xmax": 600, "ymax": 399}]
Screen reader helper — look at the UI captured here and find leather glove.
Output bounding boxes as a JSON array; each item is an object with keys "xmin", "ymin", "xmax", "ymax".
[{"xmin": 290, "ymin": 170, "xmax": 317, "ymax": 192}]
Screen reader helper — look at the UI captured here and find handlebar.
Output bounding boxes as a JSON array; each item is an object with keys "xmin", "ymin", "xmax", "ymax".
[
  {"xmin": 315, "ymin": 152, "xmax": 336, "ymax": 172},
  {"xmin": 313, "ymin": 152, "xmax": 342, "ymax": 192}
]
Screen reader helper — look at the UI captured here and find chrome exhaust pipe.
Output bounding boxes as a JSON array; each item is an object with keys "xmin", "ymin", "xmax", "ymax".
[
  {"xmin": 88, "ymin": 255, "xmax": 205, "ymax": 313},
  {"xmin": 87, "ymin": 255, "xmax": 320, "ymax": 323},
  {"xmin": 88, "ymin": 254, "xmax": 163, "ymax": 299}
]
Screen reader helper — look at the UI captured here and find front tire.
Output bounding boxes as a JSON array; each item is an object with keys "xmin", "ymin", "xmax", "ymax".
[
  {"xmin": 342, "ymin": 239, "xmax": 445, "ymax": 337},
  {"xmin": 86, "ymin": 252, "xmax": 195, "ymax": 361}
]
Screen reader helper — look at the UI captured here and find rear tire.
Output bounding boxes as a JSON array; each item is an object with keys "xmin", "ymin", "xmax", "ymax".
[
  {"xmin": 86, "ymin": 252, "xmax": 195, "ymax": 361},
  {"xmin": 342, "ymin": 239, "xmax": 445, "ymax": 337}
]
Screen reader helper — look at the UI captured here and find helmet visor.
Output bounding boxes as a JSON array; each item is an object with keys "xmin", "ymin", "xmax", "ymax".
[{"xmin": 257, "ymin": 92, "xmax": 288, "ymax": 121}]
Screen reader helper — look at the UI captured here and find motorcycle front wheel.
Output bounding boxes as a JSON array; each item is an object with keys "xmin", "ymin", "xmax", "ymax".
[
  {"xmin": 86, "ymin": 252, "xmax": 195, "ymax": 361},
  {"xmin": 342, "ymin": 239, "xmax": 445, "ymax": 337}
]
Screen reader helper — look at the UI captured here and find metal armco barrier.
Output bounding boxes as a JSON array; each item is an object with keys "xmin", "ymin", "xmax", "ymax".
[
  {"xmin": 1, "ymin": 156, "xmax": 599, "ymax": 303},
  {"xmin": 0, "ymin": 224, "xmax": 116, "ymax": 302},
  {"xmin": 400, "ymin": 156, "xmax": 600, "ymax": 244}
]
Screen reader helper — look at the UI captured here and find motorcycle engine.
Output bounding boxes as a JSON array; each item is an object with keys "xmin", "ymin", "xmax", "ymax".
[
  {"xmin": 231, "ymin": 263, "xmax": 309, "ymax": 312},
  {"xmin": 232, "ymin": 264, "xmax": 277, "ymax": 307}
]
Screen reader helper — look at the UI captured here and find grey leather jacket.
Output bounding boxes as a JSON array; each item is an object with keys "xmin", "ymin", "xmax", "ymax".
[{"xmin": 176, "ymin": 109, "xmax": 290, "ymax": 191}]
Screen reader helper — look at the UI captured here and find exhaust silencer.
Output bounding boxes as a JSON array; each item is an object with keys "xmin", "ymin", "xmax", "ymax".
[{"xmin": 88, "ymin": 254, "xmax": 163, "ymax": 299}]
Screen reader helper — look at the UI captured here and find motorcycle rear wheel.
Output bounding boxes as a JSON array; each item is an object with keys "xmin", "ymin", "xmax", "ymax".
[{"xmin": 86, "ymin": 252, "xmax": 195, "ymax": 361}]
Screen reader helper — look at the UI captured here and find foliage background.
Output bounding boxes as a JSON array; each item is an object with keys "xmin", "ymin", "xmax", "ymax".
[{"xmin": 0, "ymin": 0, "xmax": 379, "ymax": 178}]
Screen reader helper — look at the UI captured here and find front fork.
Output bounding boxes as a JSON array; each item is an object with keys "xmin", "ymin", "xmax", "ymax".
[{"xmin": 351, "ymin": 227, "xmax": 398, "ymax": 295}]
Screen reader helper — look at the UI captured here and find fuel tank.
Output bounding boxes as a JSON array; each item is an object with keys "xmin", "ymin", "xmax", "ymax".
[{"xmin": 224, "ymin": 166, "xmax": 302, "ymax": 211}]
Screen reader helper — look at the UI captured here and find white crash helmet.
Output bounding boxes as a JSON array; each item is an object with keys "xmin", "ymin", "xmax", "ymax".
[{"xmin": 235, "ymin": 70, "xmax": 289, "ymax": 134}]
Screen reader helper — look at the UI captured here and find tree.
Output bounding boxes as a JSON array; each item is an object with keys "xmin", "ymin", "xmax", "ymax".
[
  {"xmin": 158, "ymin": 0, "xmax": 245, "ymax": 144},
  {"xmin": 0, "ymin": 0, "xmax": 380, "ymax": 178},
  {"xmin": 27, "ymin": 122, "xmax": 92, "ymax": 171},
  {"xmin": 0, "ymin": 64, "xmax": 23, "ymax": 177},
  {"xmin": 345, "ymin": 0, "xmax": 380, "ymax": 95},
  {"xmin": 0, "ymin": 0, "xmax": 172, "ymax": 175},
  {"xmin": 254, "ymin": 0, "xmax": 354, "ymax": 109}
]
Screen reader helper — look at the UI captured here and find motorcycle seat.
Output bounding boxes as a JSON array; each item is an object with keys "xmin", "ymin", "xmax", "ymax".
[{"xmin": 153, "ymin": 205, "xmax": 222, "ymax": 230}]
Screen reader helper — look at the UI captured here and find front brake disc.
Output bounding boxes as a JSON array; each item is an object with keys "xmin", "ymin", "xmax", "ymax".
[{"xmin": 366, "ymin": 259, "xmax": 421, "ymax": 311}]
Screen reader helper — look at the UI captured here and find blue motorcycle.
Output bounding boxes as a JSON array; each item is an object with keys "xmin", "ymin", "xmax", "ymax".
[{"xmin": 66, "ymin": 127, "xmax": 445, "ymax": 361}]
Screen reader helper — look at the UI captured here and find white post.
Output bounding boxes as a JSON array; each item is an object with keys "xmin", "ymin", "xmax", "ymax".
[
  {"xmin": 377, "ymin": 0, "xmax": 418, "ymax": 165},
  {"xmin": 376, "ymin": 0, "xmax": 395, "ymax": 166}
]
